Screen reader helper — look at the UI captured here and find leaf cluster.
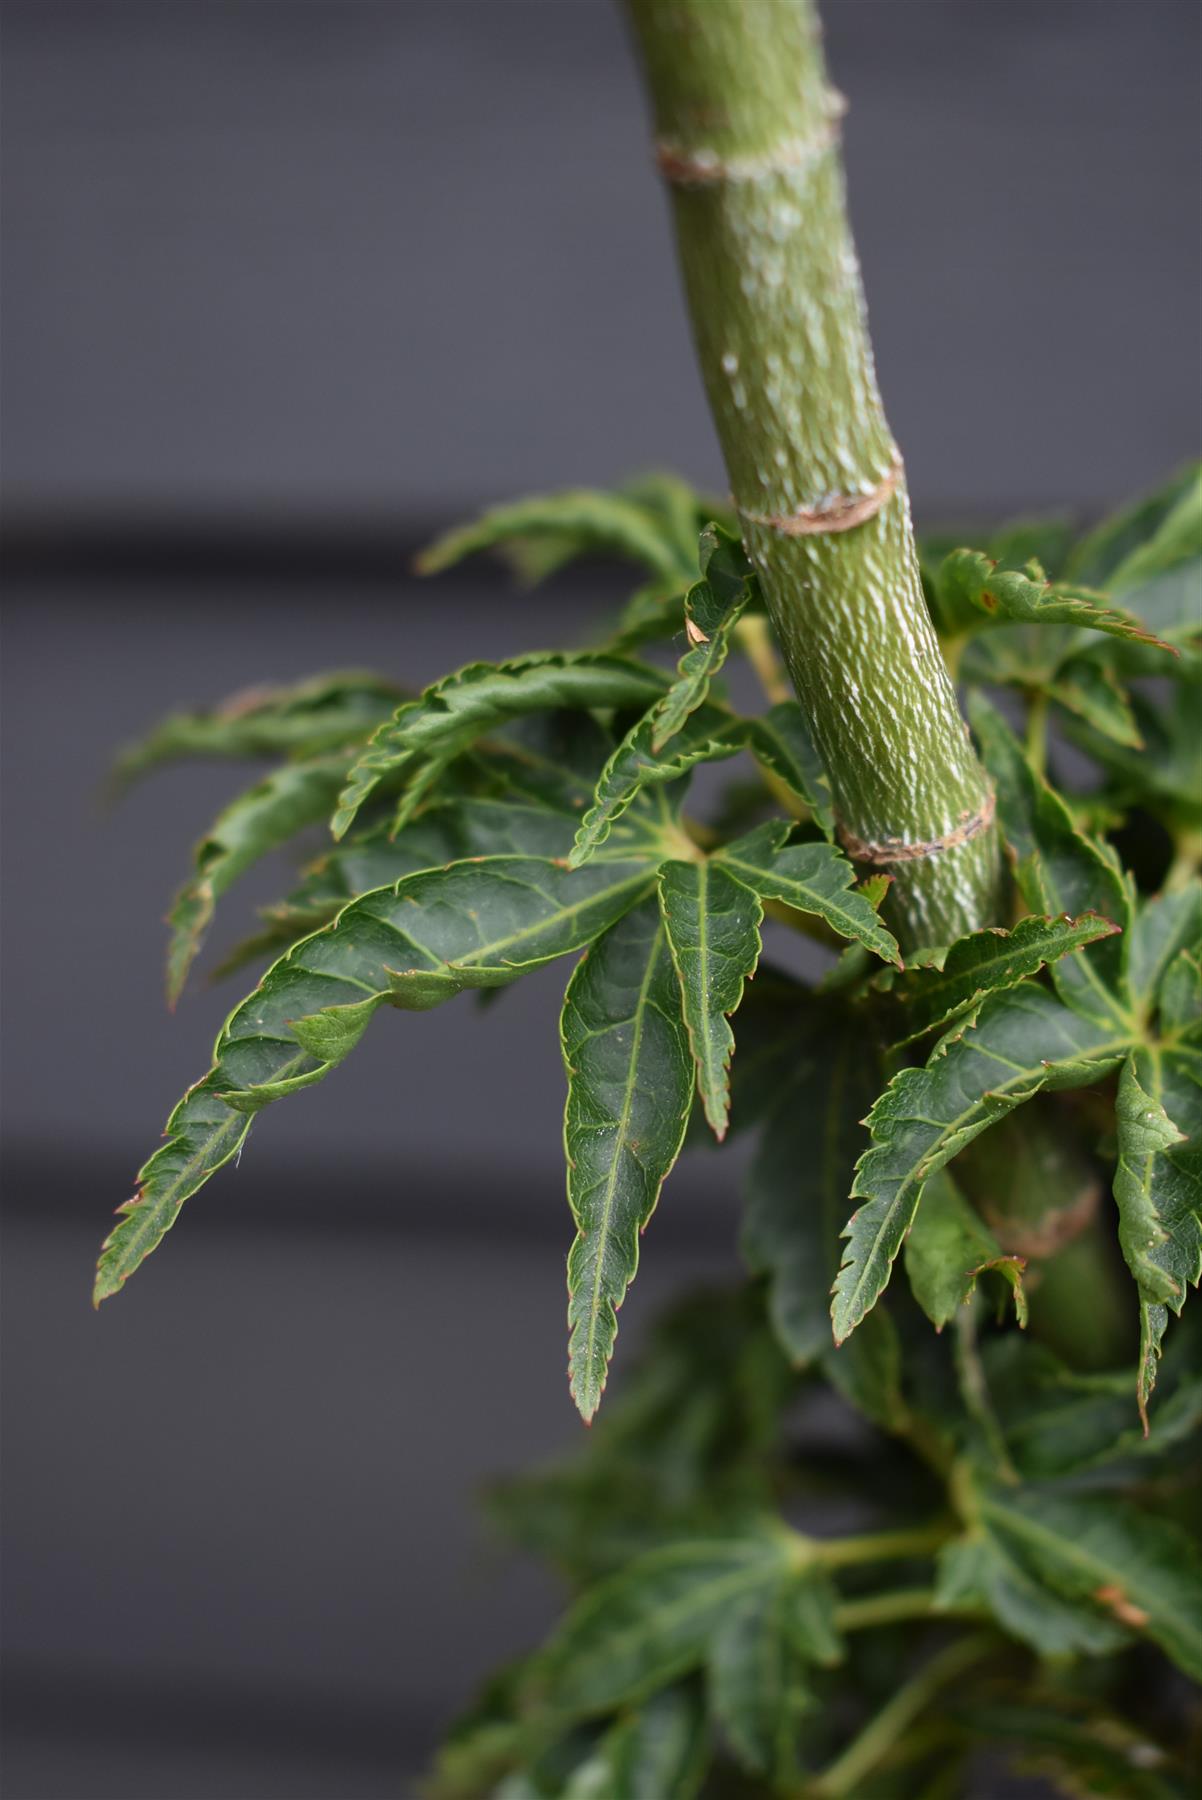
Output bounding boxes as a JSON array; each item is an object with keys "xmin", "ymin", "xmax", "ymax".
[{"xmin": 100, "ymin": 466, "xmax": 1202, "ymax": 1795}]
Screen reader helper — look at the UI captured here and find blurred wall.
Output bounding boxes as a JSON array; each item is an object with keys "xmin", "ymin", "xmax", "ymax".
[{"xmin": 2, "ymin": 4, "xmax": 1199, "ymax": 1797}]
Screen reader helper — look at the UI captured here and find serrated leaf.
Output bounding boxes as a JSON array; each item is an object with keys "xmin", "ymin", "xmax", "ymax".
[
  {"xmin": 416, "ymin": 489, "xmax": 685, "ymax": 583},
  {"xmin": 832, "ymin": 984, "xmax": 1133, "ymax": 1343},
  {"xmin": 569, "ymin": 704, "xmax": 744, "ymax": 868},
  {"xmin": 715, "ymin": 822, "xmax": 902, "ymax": 966},
  {"xmin": 970, "ymin": 692, "xmax": 1132, "ymax": 1024},
  {"xmin": 658, "ymin": 858, "xmax": 763, "ymax": 1139},
  {"xmin": 903, "ymin": 1168, "xmax": 1026, "ymax": 1330},
  {"xmin": 707, "ymin": 1580, "xmax": 813, "ymax": 1780},
  {"xmin": 536, "ymin": 1531, "xmax": 796, "ymax": 1723},
  {"xmin": 1160, "ymin": 948, "xmax": 1202, "ymax": 1042},
  {"xmin": 562, "ymin": 899, "xmax": 694, "ymax": 1419},
  {"xmin": 976, "ymin": 1486, "xmax": 1202, "ymax": 1679},
  {"xmin": 333, "ymin": 653, "xmax": 669, "ymax": 838},
  {"xmin": 98, "ymin": 853, "xmax": 656, "ymax": 1302},
  {"xmin": 649, "ymin": 526, "xmax": 754, "ymax": 751},
  {"xmin": 741, "ymin": 1006, "xmax": 878, "ymax": 1364},
  {"xmin": 166, "ymin": 752, "xmax": 354, "ymax": 1003},
  {"xmin": 744, "ymin": 702, "xmax": 836, "ymax": 839},
  {"xmin": 938, "ymin": 548, "xmax": 1173, "ymax": 650},
  {"xmin": 94, "ymin": 1073, "xmax": 256, "ymax": 1305},
  {"xmin": 889, "ymin": 913, "xmax": 1119, "ymax": 1046},
  {"xmin": 111, "ymin": 671, "xmax": 403, "ymax": 789},
  {"xmin": 935, "ymin": 1535, "xmax": 1128, "ymax": 1659},
  {"xmin": 1119, "ymin": 1043, "xmax": 1202, "ymax": 1421}
]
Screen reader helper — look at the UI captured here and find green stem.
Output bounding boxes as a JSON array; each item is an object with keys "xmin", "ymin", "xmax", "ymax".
[
  {"xmin": 804, "ymin": 1520, "xmax": 951, "ymax": 1571},
  {"xmin": 1025, "ymin": 688, "xmax": 1049, "ymax": 777},
  {"xmin": 623, "ymin": 0, "xmax": 1001, "ymax": 950},
  {"xmin": 833, "ymin": 1587, "xmax": 939, "ymax": 1633},
  {"xmin": 804, "ymin": 1632, "xmax": 996, "ymax": 1798}
]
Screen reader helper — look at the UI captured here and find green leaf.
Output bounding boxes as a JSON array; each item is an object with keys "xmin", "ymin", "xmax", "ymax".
[
  {"xmin": 1160, "ymin": 948, "xmax": 1202, "ymax": 1042},
  {"xmin": 715, "ymin": 822, "xmax": 902, "ymax": 966},
  {"xmin": 333, "ymin": 653, "xmax": 669, "ymax": 838},
  {"xmin": 937, "ymin": 548, "xmax": 1173, "ymax": 650},
  {"xmin": 1118, "ymin": 1043, "xmax": 1202, "ymax": 1421},
  {"xmin": 585, "ymin": 1685, "xmax": 708, "ymax": 1800},
  {"xmin": 658, "ymin": 858, "xmax": 763, "ymax": 1139},
  {"xmin": 1062, "ymin": 687, "xmax": 1202, "ymax": 826},
  {"xmin": 569, "ymin": 704, "xmax": 744, "ymax": 868},
  {"xmin": 166, "ymin": 752, "xmax": 353, "ymax": 1003},
  {"xmin": 888, "ymin": 912, "xmax": 1120, "ymax": 1046},
  {"xmin": 935, "ymin": 1534, "xmax": 1128, "ymax": 1659},
  {"xmin": 832, "ymin": 984, "xmax": 1133, "ymax": 1343},
  {"xmin": 111, "ymin": 670, "xmax": 403, "ymax": 788},
  {"xmin": 562, "ymin": 900, "xmax": 695, "ymax": 1419},
  {"xmin": 1129, "ymin": 884, "xmax": 1202, "ymax": 1013},
  {"xmin": 707, "ymin": 1578, "xmax": 819, "ymax": 1780},
  {"xmin": 744, "ymin": 702, "xmax": 836, "ymax": 839},
  {"xmin": 1046, "ymin": 655, "xmax": 1143, "ymax": 749},
  {"xmin": 1068, "ymin": 460, "xmax": 1201, "ymax": 595},
  {"xmin": 741, "ymin": 1005, "xmax": 879, "ymax": 1364},
  {"xmin": 94, "ymin": 1074, "xmax": 254, "ymax": 1305},
  {"xmin": 99, "ymin": 853, "xmax": 656, "ymax": 1302},
  {"xmin": 536, "ymin": 1531, "xmax": 796, "ymax": 1723},
  {"xmin": 649, "ymin": 526, "xmax": 754, "ymax": 750},
  {"xmin": 903, "ymin": 1169, "xmax": 1026, "ymax": 1330},
  {"xmin": 976, "ymin": 1486, "xmax": 1202, "ymax": 1680},
  {"xmin": 958, "ymin": 1699, "xmax": 1188, "ymax": 1800},
  {"xmin": 970, "ymin": 692, "xmax": 1132, "ymax": 1024},
  {"xmin": 416, "ymin": 489, "xmax": 686, "ymax": 583}
]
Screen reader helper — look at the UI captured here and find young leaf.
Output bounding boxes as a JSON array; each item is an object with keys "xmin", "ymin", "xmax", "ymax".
[
  {"xmin": 562, "ymin": 901, "xmax": 694, "ymax": 1420},
  {"xmin": 715, "ymin": 822, "xmax": 901, "ymax": 967},
  {"xmin": 536, "ymin": 1532, "xmax": 796, "ymax": 1723},
  {"xmin": 741, "ymin": 1006, "xmax": 879, "ymax": 1364},
  {"xmin": 649, "ymin": 525, "xmax": 754, "ymax": 750},
  {"xmin": 832, "ymin": 984, "xmax": 1134, "ymax": 1343},
  {"xmin": 99, "ymin": 853, "xmax": 657, "ymax": 1301},
  {"xmin": 707, "ymin": 1581, "xmax": 813, "ymax": 1780},
  {"xmin": 416, "ymin": 489, "xmax": 686, "ymax": 583},
  {"xmin": 937, "ymin": 548, "xmax": 1172, "ymax": 649},
  {"xmin": 903, "ymin": 1169, "xmax": 1026, "ymax": 1330},
  {"xmin": 166, "ymin": 752, "xmax": 354, "ymax": 1003},
  {"xmin": 112, "ymin": 671, "xmax": 402, "ymax": 788},
  {"xmin": 888, "ymin": 912, "xmax": 1120, "ymax": 1046},
  {"xmin": 569, "ymin": 705, "xmax": 744, "ymax": 868},
  {"xmin": 976, "ymin": 1486, "xmax": 1202, "ymax": 1680},
  {"xmin": 970, "ymin": 692, "xmax": 1132, "ymax": 1023},
  {"xmin": 333, "ymin": 653, "xmax": 669, "ymax": 838},
  {"xmin": 658, "ymin": 858, "xmax": 763, "ymax": 1139}
]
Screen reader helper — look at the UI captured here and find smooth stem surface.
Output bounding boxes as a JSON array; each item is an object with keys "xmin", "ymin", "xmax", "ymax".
[{"xmin": 624, "ymin": 0, "xmax": 1001, "ymax": 948}]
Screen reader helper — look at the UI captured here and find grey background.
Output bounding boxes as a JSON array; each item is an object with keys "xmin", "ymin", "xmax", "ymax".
[{"xmin": 2, "ymin": 3, "xmax": 1199, "ymax": 1797}]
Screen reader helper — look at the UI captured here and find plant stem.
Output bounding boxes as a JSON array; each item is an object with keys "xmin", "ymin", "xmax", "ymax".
[
  {"xmin": 833, "ymin": 1587, "xmax": 939, "ymax": 1633},
  {"xmin": 803, "ymin": 1632, "xmax": 996, "ymax": 1797},
  {"xmin": 805, "ymin": 1520, "xmax": 951, "ymax": 1571},
  {"xmin": 623, "ymin": 0, "xmax": 1001, "ymax": 949}
]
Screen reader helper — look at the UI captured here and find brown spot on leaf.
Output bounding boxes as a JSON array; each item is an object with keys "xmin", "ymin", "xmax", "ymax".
[{"xmin": 1094, "ymin": 1584, "xmax": 1150, "ymax": 1629}]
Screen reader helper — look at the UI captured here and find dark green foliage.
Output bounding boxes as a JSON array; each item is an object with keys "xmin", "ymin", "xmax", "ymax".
[{"xmin": 104, "ymin": 468, "xmax": 1202, "ymax": 1796}]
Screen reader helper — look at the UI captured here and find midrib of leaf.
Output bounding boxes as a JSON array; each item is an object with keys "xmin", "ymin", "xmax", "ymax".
[
  {"xmin": 719, "ymin": 850, "xmax": 867, "ymax": 946},
  {"xmin": 452, "ymin": 866, "xmax": 656, "ymax": 971},
  {"xmin": 894, "ymin": 915, "xmax": 1118, "ymax": 1041},
  {"xmin": 581, "ymin": 925, "xmax": 665, "ymax": 1385}
]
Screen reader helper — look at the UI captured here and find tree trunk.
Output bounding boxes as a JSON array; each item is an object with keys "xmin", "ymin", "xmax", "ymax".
[{"xmin": 623, "ymin": 0, "xmax": 1001, "ymax": 949}]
